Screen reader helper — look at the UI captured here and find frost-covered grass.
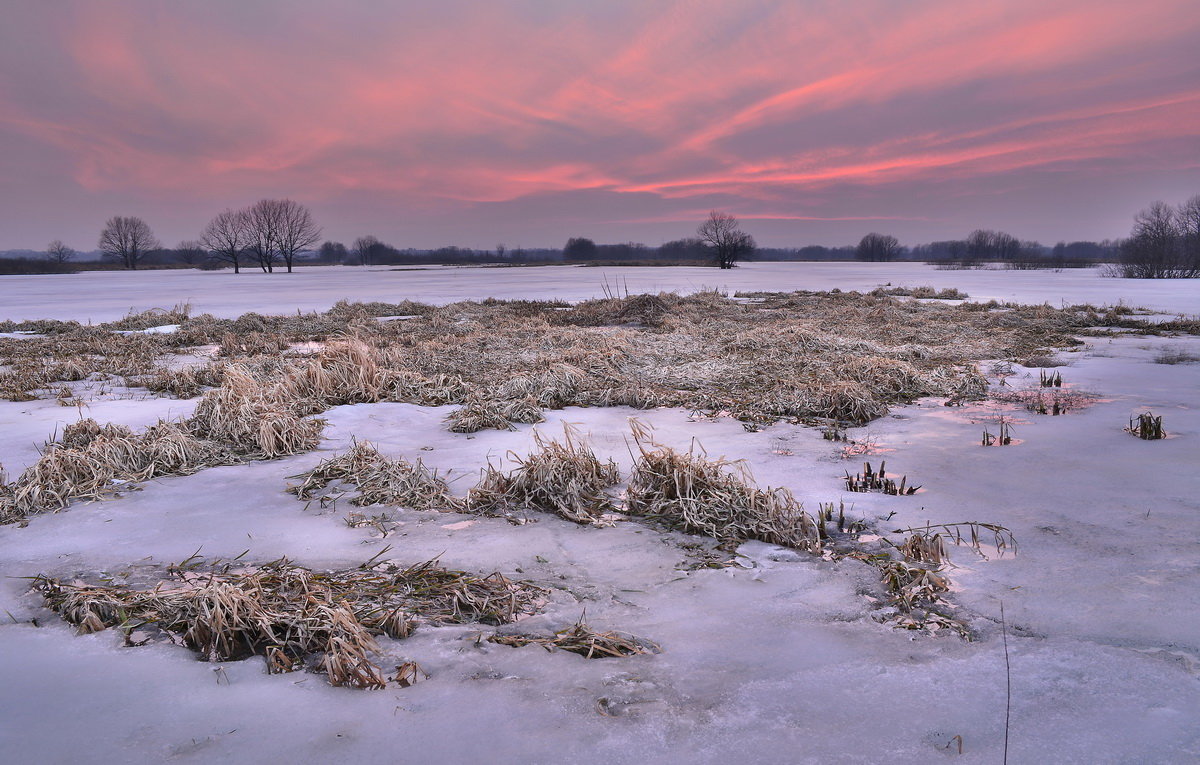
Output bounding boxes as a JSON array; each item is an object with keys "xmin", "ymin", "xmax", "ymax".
[{"xmin": 0, "ymin": 275, "xmax": 1198, "ymax": 762}]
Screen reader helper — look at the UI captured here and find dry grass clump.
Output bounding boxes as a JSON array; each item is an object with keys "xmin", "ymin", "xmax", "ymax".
[
  {"xmin": 1154, "ymin": 347, "xmax": 1200, "ymax": 365},
  {"xmin": 624, "ymin": 427, "xmax": 820, "ymax": 552},
  {"xmin": 139, "ymin": 367, "xmax": 204, "ymax": 398},
  {"xmin": 846, "ymin": 520, "xmax": 1017, "ymax": 637},
  {"xmin": 1, "ymin": 420, "xmax": 232, "ymax": 523},
  {"xmin": 871, "ymin": 286, "xmax": 969, "ymax": 300},
  {"xmin": 283, "ymin": 338, "xmax": 387, "ymax": 406},
  {"xmin": 0, "ymin": 318, "xmax": 81, "ymax": 335},
  {"xmin": 287, "ymin": 441, "xmax": 459, "ymax": 511},
  {"xmin": 488, "ymin": 618, "xmax": 660, "ymax": 658},
  {"xmin": 218, "ymin": 331, "xmax": 291, "ymax": 358},
  {"xmin": 103, "ymin": 303, "xmax": 192, "ymax": 332},
  {"xmin": 0, "ymin": 360, "xmax": 89, "ymax": 400},
  {"xmin": 381, "ymin": 370, "xmax": 472, "ymax": 406},
  {"xmin": 445, "ymin": 401, "xmax": 515, "ymax": 433},
  {"xmin": 498, "ymin": 396, "xmax": 546, "ymax": 424},
  {"xmin": 187, "ymin": 365, "xmax": 324, "ymax": 458},
  {"xmin": 32, "ymin": 557, "xmax": 542, "ymax": 689},
  {"xmin": 467, "ymin": 426, "xmax": 619, "ymax": 524},
  {"xmin": 135, "ymin": 362, "xmax": 230, "ymax": 398},
  {"xmin": 56, "ymin": 418, "xmax": 135, "ymax": 449},
  {"xmin": 492, "ymin": 363, "xmax": 587, "ymax": 409}
]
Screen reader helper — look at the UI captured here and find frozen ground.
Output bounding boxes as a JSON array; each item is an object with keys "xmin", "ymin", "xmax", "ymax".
[
  {"xmin": 0, "ymin": 272, "xmax": 1198, "ymax": 764},
  {"xmin": 2, "ymin": 262, "xmax": 1199, "ymax": 323}
]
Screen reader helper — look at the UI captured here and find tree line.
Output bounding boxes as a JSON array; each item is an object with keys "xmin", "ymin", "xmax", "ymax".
[{"xmin": 13, "ymin": 195, "xmax": 1197, "ymax": 277}]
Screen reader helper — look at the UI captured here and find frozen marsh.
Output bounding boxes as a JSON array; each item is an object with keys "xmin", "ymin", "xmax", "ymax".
[{"xmin": 0, "ymin": 268, "xmax": 1196, "ymax": 764}]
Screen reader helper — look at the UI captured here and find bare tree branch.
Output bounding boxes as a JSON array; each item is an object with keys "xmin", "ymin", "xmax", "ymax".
[
  {"xmin": 98, "ymin": 216, "xmax": 160, "ymax": 270},
  {"xmin": 856, "ymin": 232, "xmax": 901, "ymax": 261},
  {"xmin": 696, "ymin": 211, "xmax": 755, "ymax": 269},
  {"xmin": 200, "ymin": 208, "xmax": 251, "ymax": 274},
  {"xmin": 44, "ymin": 239, "xmax": 76, "ymax": 264}
]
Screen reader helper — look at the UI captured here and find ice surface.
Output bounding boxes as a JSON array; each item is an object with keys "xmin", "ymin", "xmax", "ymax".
[
  {"xmin": 2, "ymin": 262, "xmax": 1199, "ymax": 323},
  {"xmin": 0, "ymin": 270, "xmax": 1197, "ymax": 763}
]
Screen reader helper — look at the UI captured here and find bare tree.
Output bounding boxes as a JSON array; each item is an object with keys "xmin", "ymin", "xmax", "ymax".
[
  {"xmin": 200, "ymin": 208, "xmax": 251, "ymax": 274},
  {"xmin": 353, "ymin": 235, "xmax": 381, "ymax": 266},
  {"xmin": 44, "ymin": 239, "xmax": 76, "ymax": 264},
  {"xmin": 318, "ymin": 240, "xmax": 348, "ymax": 264},
  {"xmin": 98, "ymin": 216, "xmax": 160, "ymax": 269},
  {"xmin": 1179, "ymin": 194, "xmax": 1200, "ymax": 275},
  {"xmin": 246, "ymin": 199, "xmax": 283, "ymax": 273},
  {"xmin": 855, "ymin": 232, "xmax": 901, "ymax": 261},
  {"xmin": 272, "ymin": 199, "xmax": 322, "ymax": 273},
  {"xmin": 696, "ymin": 211, "xmax": 755, "ymax": 269},
  {"xmin": 175, "ymin": 240, "xmax": 207, "ymax": 267},
  {"xmin": 1116, "ymin": 201, "xmax": 1192, "ymax": 278}
]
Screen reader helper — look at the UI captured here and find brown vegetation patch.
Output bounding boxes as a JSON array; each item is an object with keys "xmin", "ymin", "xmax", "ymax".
[
  {"xmin": 32, "ymin": 557, "xmax": 543, "ymax": 689},
  {"xmin": 287, "ymin": 441, "xmax": 460, "ymax": 511}
]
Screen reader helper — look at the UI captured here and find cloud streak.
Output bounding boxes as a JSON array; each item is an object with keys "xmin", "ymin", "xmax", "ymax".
[{"xmin": 0, "ymin": 0, "xmax": 1197, "ymax": 248}]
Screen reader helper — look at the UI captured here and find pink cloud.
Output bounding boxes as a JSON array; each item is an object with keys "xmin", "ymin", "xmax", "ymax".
[{"xmin": 0, "ymin": 0, "xmax": 1197, "ymax": 247}]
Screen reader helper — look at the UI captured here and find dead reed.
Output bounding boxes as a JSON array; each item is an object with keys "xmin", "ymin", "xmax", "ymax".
[
  {"xmin": 844, "ymin": 461, "xmax": 920, "ymax": 495},
  {"xmin": 488, "ymin": 618, "xmax": 659, "ymax": 658},
  {"xmin": 1127, "ymin": 412, "xmax": 1166, "ymax": 440},
  {"xmin": 982, "ymin": 419, "xmax": 1014, "ymax": 446},
  {"xmin": 467, "ymin": 425, "xmax": 619, "ymax": 524},
  {"xmin": 445, "ymin": 401, "xmax": 515, "ymax": 433},
  {"xmin": 1, "ymin": 420, "xmax": 233, "ymax": 523},
  {"xmin": 32, "ymin": 557, "xmax": 543, "ymax": 689},
  {"xmin": 624, "ymin": 424, "xmax": 820, "ymax": 552},
  {"xmin": 287, "ymin": 441, "xmax": 460, "ymax": 511}
]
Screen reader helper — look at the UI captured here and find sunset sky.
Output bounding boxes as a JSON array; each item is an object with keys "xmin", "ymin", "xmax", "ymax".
[{"xmin": 1, "ymin": 0, "xmax": 1198, "ymax": 250}]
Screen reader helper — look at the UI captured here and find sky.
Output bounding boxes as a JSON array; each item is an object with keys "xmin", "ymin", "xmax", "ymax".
[{"xmin": 1, "ymin": 0, "xmax": 1198, "ymax": 251}]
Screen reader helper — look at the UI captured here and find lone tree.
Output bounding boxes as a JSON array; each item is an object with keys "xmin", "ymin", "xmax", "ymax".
[
  {"xmin": 855, "ymin": 232, "xmax": 901, "ymax": 261},
  {"xmin": 318, "ymin": 241, "xmax": 348, "ymax": 264},
  {"xmin": 696, "ymin": 211, "xmax": 755, "ymax": 269},
  {"xmin": 1115, "ymin": 200, "xmax": 1197, "ymax": 278},
  {"xmin": 44, "ymin": 239, "xmax": 76, "ymax": 264},
  {"xmin": 271, "ymin": 199, "xmax": 322, "ymax": 273},
  {"xmin": 98, "ymin": 216, "xmax": 160, "ymax": 269},
  {"xmin": 175, "ymin": 240, "xmax": 207, "ymax": 267},
  {"xmin": 246, "ymin": 199, "xmax": 283, "ymax": 273},
  {"xmin": 563, "ymin": 237, "xmax": 598, "ymax": 261},
  {"xmin": 353, "ymin": 235, "xmax": 382, "ymax": 266},
  {"xmin": 1178, "ymin": 194, "xmax": 1200, "ymax": 273},
  {"xmin": 200, "ymin": 208, "xmax": 251, "ymax": 273},
  {"xmin": 966, "ymin": 229, "xmax": 1021, "ymax": 261}
]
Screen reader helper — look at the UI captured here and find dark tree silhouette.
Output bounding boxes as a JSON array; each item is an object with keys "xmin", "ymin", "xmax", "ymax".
[
  {"xmin": 272, "ymin": 199, "xmax": 321, "ymax": 273},
  {"xmin": 44, "ymin": 239, "xmax": 76, "ymax": 264},
  {"xmin": 246, "ymin": 199, "xmax": 283, "ymax": 273},
  {"xmin": 563, "ymin": 237, "xmax": 598, "ymax": 261},
  {"xmin": 353, "ymin": 235, "xmax": 382, "ymax": 266},
  {"xmin": 175, "ymin": 240, "xmax": 207, "ymax": 267},
  {"xmin": 1179, "ymin": 194, "xmax": 1200, "ymax": 273},
  {"xmin": 696, "ymin": 211, "xmax": 755, "ymax": 269},
  {"xmin": 1116, "ymin": 200, "xmax": 1195, "ymax": 278},
  {"xmin": 98, "ymin": 216, "xmax": 160, "ymax": 269},
  {"xmin": 318, "ymin": 241, "xmax": 348, "ymax": 263},
  {"xmin": 967, "ymin": 229, "xmax": 1021, "ymax": 261},
  {"xmin": 200, "ymin": 208, "xmax": 251, "ymax": 274},
  {"xmin": 855, "ymin": 232, "xmax": 901, "ymax": 261}
]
